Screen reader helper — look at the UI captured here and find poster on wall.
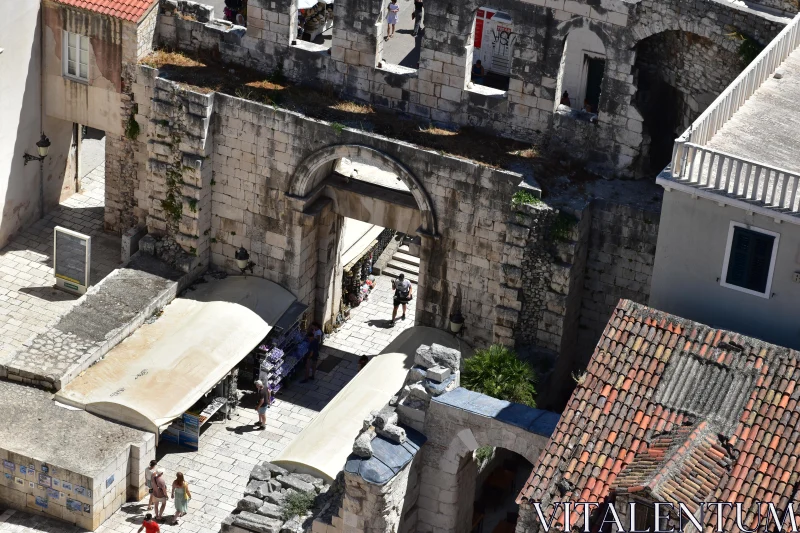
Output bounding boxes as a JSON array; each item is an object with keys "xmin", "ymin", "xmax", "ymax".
[
  {"xmin": 35, "ymin": 496, "xmax": 47, "ymax": 509},
  {"xmin": 3, "ymin": 460, "xmax": 13, "ymax": 470},
  {"xmin": 63, "ymin": 481, "xmax": 73, "ymax": 491},
  {"xmin": 19, "ymin": 465, "xmax": 26, "ymax": 475},
  {"xmin": 15, "ymin": 477, "xmax": 23, "ymax": 486},
  {"xmin": 38, "ymin": 473, "xmax": 51, "ymax": 487},
  {"xmin": 179, "ymin": 413, "xmax": 200, "ymax": 450},
  {"xmin": 53, "ymin": 227, "xmax": 92, "ymax": 295},
  {"xmin": 52, "ymin": 479, "xmax": 60, "ymax": 487},
  {"xmin": 47, "ymin": 488, "xmax": 59, "ymax": 500},
  {"xmin": 75, "ymin": 486, "xmax": 84, "ymax": 496},
  {"xmin": 66, "ymin": 498, "xmax": 82, "ymax": 512},
  {"xmin": 83, "ymin": 503, "xmax": 91, "ymax": 513},
  {"xmin": 106, "ymin": 475, "xmax": 114, "ymax": 489}
]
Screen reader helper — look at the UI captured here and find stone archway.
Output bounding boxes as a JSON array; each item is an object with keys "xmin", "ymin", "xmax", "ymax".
[
  {"xmin": 416, "ymin": 388, "xmax": 559, "ymax": 533},
  {"xmin": 289, "ymin": 144, "xmax": 438, "ymax": 237}
]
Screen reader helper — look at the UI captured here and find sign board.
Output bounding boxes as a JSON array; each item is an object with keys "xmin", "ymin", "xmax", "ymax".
[
  {"xmin": 53, "ymin": 227, "xmax": 91, "ymax": 295},
  {"xmin": 179, "ymin": 413, "xmax": 200, "ymax": 450}
]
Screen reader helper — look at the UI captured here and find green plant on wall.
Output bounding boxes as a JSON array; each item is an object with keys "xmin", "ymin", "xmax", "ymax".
[
  {"xmin": 331, "ymin": 122, "xmax": 345, "ymax": 135},
  {"xmin": 125, "ymin": 104, "xmax": 140, "ymax": 140},
  {"xmin": 728, "ymin": 31, "xmax": 764, "ymax": 66},
  {"xmin": 511, "ymin": 189, "xmax": 541, "ymax": 208},
  {"xmin": 461, "ymin": 344, "xmax": 537, "ymax": 407},
  {"xmin": 549, "ymin": 212, "xmax": 577, "ymax": 243},
  {"xmin": 281, "ymin": 491, "xmax": 315, "ymax": 521},
  {"xmin": 188, "ymin": 198, "xmax": 198, "ymax": 212}
]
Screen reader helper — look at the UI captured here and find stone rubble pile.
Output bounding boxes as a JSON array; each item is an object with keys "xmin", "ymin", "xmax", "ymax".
[
  {"xmin": 222, "ymin": 461, "xmax": 330, "ymax": 533},
  {"xmin": 351, "ymin": 343, "xmax": 461, "ymax": 458}
]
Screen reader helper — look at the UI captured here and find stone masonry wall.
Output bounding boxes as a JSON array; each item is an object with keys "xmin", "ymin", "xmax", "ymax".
[
  {"xmin": 154, "ymin": 0, "xmax": 784, "ymax": 177},
  {"xmin": 575, "ymin": 200, "xmax": 660, "ymax": 367},
  {"xmin": 129, "ymin": 66, "xmax": 531, "ymax": 348}
]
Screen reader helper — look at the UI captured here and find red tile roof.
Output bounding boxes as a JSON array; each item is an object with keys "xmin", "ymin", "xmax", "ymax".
[
  {"xmin": 519, "ymin": 300, "xmax": 800, "ymax": 533},
  {"xmin": 53, "ymin": 0, "xmax": 157, "ymax": 22}
]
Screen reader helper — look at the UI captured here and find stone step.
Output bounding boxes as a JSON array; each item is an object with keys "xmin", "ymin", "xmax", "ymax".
[
  {"xmin": 383, "ymin": 267, "xmax": 419, "ymax": 284},
  {"xmin": 392, "ymin": 251, "xmax": 420, "ymax": 265},
  {"xmin": 398, "ymin": 243, "xmax": 421, "ymax": 256},
  {"xmin": 387, "ymin": 259, "xmax": 419, "ymax": 275}
]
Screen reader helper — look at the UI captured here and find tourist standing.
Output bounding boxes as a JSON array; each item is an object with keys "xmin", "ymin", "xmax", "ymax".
[
  {"xmin": 301, "ymin": 331, "xmax": 321, "ymax": 383},
  {"xmin": 472, "ymin": 60, "xmax": 486, "ymax": 85},
  {"xmin": 171, "ymin": 472, "xmax": 191, "ymax": 523},
  {"xmin": 146, "ymin": 459, "xmax": 158, "ymax": 511},
  {"xmin": 254, "ymin": 380, "xmax": 271, "ymax": 429},
  {"xmin": 412, "ymin": 0, "xmax": 423, "ymax": 37},
  {"xmin": 385, "ymin": 0, "xmax": 399, "ymax": 39},
  {"xmin": 138, "ymin": 513, "xmax": 160, "ymax": 533},
  {"xmin": 151, "ymin": 469, "xmax": 169, "ymax": 520},
  {"xmin": 390, "ymin": 273, "xmax": 412, "ymax": 326}
]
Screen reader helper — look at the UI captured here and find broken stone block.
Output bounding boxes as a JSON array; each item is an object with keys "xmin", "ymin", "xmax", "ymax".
[
  {"xmin": 233, "ymin": 511, "xmax": 283, "ymax": 533},
  {"xmin": 237, "ymin": 495, "xmax": 264, "ymax": 513},
  {"xmin": 408, "ymin": 383, "xmax": 430, "ymax": 402},
  {"xmin": 426, "ymin": 366, "xmax": 451, "ymax": 383},
  {"xmin": 265, "ymin": 488, "xmax": 295, "ymax": 506},
  {"xmin": 293, "ymin": 473, "xmax": 325, "ymax": 492},
  {"xmin": 353, "ymin": 430, "xmax": 374, "ymax": 458},
  {"xmin": 245, "ymin": 480, "xmax": 271, "ymax": 499},
  {"xmin": 257, "ymin": 501, "xmax": 283, "ymax": 519},
  {"xmin": 250, "ymin": 463, "xmax": 273, "ymax": 482},
  {"xmin": 280, "ymin": 516, "xmax": 305, "ymax": 533},
  {"xmin": 373, "ymin": 406, "xmax": 398, "ymax": 429},
  {"xmin": 415, "ymin": 343, "xmax": 460, "ymax": 371},
  {"xmin": 404, "ymin": 366, "xmax": 427, "ymax": 384},
  {"xmin": 376, "ymin": 423, "xmax": 406, "ymax": 444},
  {"xmin": 278, "ymin": 474, "xmax": 315, "ymax": 493},
  {"xmin": 261, "ymin": 461, "xmax": 288, "ymax": 477}
]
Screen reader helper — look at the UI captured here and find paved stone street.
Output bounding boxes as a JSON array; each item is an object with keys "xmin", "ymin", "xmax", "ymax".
[
  {"xmin": 0, "ymin": 273, "xmax": 415, "ymax": 532},
  {"xmin": 0, "ymin": 158, "xmax": 119, "ymax": 365}
]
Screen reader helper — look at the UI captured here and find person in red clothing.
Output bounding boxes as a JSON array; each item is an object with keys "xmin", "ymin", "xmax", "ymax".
[{"xmin": 138, "ymin": 513, "xmax": 160, "ymax": 533}]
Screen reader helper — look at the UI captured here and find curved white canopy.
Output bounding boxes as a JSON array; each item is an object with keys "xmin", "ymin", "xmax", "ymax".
[
  {"xmin": 272, "ymin": 326, "xmax": 472, "ymax": 482},
  {"xmin": 55, "ymin": 276, "xmax": 297, "ymax": 434}
]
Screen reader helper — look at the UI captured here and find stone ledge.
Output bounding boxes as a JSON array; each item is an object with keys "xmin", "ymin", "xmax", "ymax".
[{"xmin": 1, "ymin": 253, "xmax": 190, "ymax": 391}]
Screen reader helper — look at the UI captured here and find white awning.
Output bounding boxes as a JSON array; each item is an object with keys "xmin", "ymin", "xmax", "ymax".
[
  {"xmin": 272, "ymin": 327, "xmax": 472, "ymax": 482},
  {"xmin": 55, "ymin": 276, "xmax": 297, "ymax": 434}
]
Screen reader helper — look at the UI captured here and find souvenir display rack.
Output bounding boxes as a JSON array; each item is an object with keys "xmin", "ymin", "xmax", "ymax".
[
  {"xmin": 300, "ymin": 2, "xmax": 334, "ymax": 41},
  {"xmin": 253, "ymin": 301, "xmax": 309, "ymax": 396}
]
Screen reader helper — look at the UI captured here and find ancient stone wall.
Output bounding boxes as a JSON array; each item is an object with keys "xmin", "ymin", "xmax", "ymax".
[
  {"xmin": 575, "ymin": 200, "xmax": 660, "ymax": 367},
  {"xmin": 154, "ymin": 0, "xmax": 784, "ymax": 177},
  {"xmin": 127, "ymin": 66, "xmax": 530, "ymax": 348}
]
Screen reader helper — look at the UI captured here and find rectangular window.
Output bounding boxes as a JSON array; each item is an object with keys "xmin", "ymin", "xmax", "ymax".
[
  {"xmin": 63, "ymin": 31, "xmax": 89, "ymax": 81},
  {"xmin": 720, "ymin": 222, "xmax": 779, "ymax": 298}
]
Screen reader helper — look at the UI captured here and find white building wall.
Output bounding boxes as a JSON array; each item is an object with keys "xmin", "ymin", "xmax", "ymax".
[{"xmin": 0, "ymin": 0, "xmax": 75, "ymax": 249}]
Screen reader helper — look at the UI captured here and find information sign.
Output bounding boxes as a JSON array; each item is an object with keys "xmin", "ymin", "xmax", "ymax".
[{"xmin": 53, "ymin": 226, "xmax": 91, "ymax": 295}]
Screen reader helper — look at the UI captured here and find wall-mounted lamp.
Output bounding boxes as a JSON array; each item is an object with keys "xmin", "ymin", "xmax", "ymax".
[
  {"xmin": 449, "ymin": 311, "xmax": 465, "ymax": 337},
  {"xmin": 23, "ymin": 134, "xmax": 51, "ymax": 165},
  {"xmin": 235, "ymin": 246, "xmax": 255, "ymax": 275}
]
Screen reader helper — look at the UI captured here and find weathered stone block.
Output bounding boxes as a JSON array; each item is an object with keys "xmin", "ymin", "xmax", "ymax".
[
  {"xmin": 233, "ymin": 511, "xmax": 283, "ymax": 533},
  {"xmin": 238, "ymin": 495, "xmax": 264, "ymax": 513},
  {"xmin": 425, "ymin": 366, "xmax": 451, "ymax": 383}
]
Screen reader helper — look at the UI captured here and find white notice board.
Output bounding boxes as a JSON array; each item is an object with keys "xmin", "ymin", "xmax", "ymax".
[{"xmin": 53, "ymin": 226, "xmax": 91, "ymax": 295}]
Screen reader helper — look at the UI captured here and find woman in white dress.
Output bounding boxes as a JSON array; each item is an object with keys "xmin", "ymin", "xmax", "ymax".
[{"xmin": 386, "ymin": 0, "xmax": 399, "ymax": 39}]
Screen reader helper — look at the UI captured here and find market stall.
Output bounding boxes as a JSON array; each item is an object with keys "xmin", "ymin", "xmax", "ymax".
[
  {"xmin": 55, "ymin": 276, "xmax": 300, "ymax": 450},
  {"xmin": 298, "ymin": 0, "xmax": 334, "ymax": 42}
]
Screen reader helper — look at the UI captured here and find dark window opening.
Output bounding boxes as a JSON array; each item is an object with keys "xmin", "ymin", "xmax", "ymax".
[
  {"xmin": 633, "ymin": 503, "xmax": 656, "ymax": 532},
  {"xmin": 725, "ymin": 226, "xmax": 776, "ymax": 294},
  {"xmin": 583, "ymin": 56, "xmax": 605, "ymax": 114}
]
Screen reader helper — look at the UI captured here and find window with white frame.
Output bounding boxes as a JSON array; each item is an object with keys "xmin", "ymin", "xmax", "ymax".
[
  {"xmin": 720, "ymin": 222, "xmax": 779, "ymax": 298},
  {"xmin": 63, "ymin": 31, "xmax": 89, "ymax": 81}
]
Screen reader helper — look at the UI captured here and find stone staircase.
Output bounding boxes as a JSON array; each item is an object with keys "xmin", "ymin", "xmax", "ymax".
[{"xmin": 382, "ymin": 235, "xmax": 420, "ymax": 284}]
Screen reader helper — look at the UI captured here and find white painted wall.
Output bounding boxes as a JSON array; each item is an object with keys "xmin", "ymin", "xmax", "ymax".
[
  {"xmin": 559, "ymin": 26, "xmax": 605, "ymax": 111},
  {"xmin": 0, "ymin": 0, "xmax": 74, "ymax": 248}
]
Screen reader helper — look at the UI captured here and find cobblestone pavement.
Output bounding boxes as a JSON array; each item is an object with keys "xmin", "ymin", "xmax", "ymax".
[
  {"xmin": 0, "ymin": 274, "xmax": 415, "ymax": 533},
  {"xmin": 0, "ymin": 165, "xmax": 119, "ymax": 365}
]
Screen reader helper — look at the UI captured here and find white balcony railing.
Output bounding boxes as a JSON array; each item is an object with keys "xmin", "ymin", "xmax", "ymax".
[{"xmin": 668, "ymin": 14, "xmax": 800, "ymax": 217}]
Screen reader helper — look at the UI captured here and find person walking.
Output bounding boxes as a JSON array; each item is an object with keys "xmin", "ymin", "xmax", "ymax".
[
  {"xmin": 137, "ymin": 513, "xmax": 160, "ymax": 533},
  {"xmin": 301, "ymin": 330, "xmax": 320, "ymax": 383},
  {"xmin": 385, "ymin": 0, "xmax": 399, "ymax": 39},
  {"xmin": 171, "ymin": 472, "xmax": 191, "ymax": 523},
  {"xmin": 390, "ymin": 273, "xmax": 412, "ymax": 326},
  {"xmin": 412, "ymin": 0, "xmax": 423, "ymax": 37},
  {"xmin": 145, "ymin": 459, "xmax": 158, "ymax": 511},
  {"xmin": 151, "ymin": 469, "xmax": 169, "ymax": 520},
  {"xmin": 254, "ymin": 380, "xmax": 271, "ymax": 429}
]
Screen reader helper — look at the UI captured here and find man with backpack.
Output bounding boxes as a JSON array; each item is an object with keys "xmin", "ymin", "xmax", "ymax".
[{"xmin": 390, "ymin": 273, "xmax": 412, "ymax": 326}]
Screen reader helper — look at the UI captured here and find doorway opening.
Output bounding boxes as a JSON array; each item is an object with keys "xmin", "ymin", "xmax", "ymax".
[
  {"xmin": 555, "ymin": 26, "xmax": 606, "ymax": 114},
  {"xmin": 468, "ymin": 7, "xmax": 514, "ymax": 91},
  {"xmin": 470, "ymin": 447, "xmax": 532, "ymax": 532},
  {"xmin": 307, "ymin": 154, "xmax": 428, "ymax": 359},
  {"xmin": 377, "ymin": 0, "xmax": 422, "ymax": 71},
  {"xmin": 292, "ymin": 0, "xmax": 334, "ymax": 49},
  {"xmin": 78, "ymin": 126, "xmax": 106, "ymax": 199}
]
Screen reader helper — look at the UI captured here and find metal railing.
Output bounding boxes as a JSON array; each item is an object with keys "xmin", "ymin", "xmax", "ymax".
[{"xmin": 668, "ymin": 14, "xmax": 800, "ymax": 215}]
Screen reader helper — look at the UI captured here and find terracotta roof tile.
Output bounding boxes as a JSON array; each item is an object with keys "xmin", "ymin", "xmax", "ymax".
[
  {"xmin": 521, "ymin": 300, "xmax": 800, "ymax": 533},
  {"xmin": 53, "ymin": 0, "xmax": 156, "ymax": 22}
]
